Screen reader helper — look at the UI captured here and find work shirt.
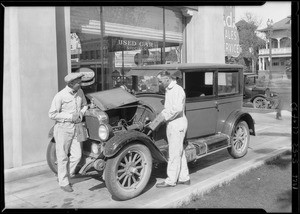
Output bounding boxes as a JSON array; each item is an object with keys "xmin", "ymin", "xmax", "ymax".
[
  {"xmin": 161, "ymin": 80, "xmax": 187, "ymax": 127},
  {"xmin": 49, "ymin": 86, "xmax": 87, "ymax": 128}
]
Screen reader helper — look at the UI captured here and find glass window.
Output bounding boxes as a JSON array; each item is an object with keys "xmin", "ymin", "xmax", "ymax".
[
  {"xmin": 280, "ymin": 37, "xmax": 291, "ymax": 48},
  {"xmin": 185, "ymin": 71, "xmax": 214, "ymax": 98},
  {"xmin": 70, "ymin": 6, "xmax": 183, "ymax": 92},
  {"xmin": 164, "ymin": 7, "xmax": 183, "ymax": 64},
  {"xmin": 218, "ymin": 72, "xmax": 239, "ymax": 96},
  {"xmin": 137, "ymin": 75, "xmax": 160, "ymax": 93},
  {"xmin": 103, "ymin": 6, "xmax": 164, "ymax": 78},
  {"xmin": 270, "ymin": 38, "xmax": 278, "ymax": 48},
  {"xmin": 70, "ymin": 7, "xmax": 103, "ymax": 93}
]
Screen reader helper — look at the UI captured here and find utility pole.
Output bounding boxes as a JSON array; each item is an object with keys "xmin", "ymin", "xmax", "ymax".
[{"xmin": 267, "ymin": 19, "xmax": 273, "ymax": 80}]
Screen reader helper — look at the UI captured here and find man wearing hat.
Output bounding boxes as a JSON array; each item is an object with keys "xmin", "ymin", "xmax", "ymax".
[
  {"xmin": 150, "ymin": 70, "xmax": 190, "ymax": 188},
  {"xmin": 49, "ymin": 72, "xmax": 88, "ymax": 192}
]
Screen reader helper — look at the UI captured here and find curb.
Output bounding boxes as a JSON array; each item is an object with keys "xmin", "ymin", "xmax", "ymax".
[
  {"xmin": 243, "ymin": 108, "xmax": 291, "ymax": 116},
  {"xmin": 4, "ymin": 161, "xmax": 50, "ymax": 183},
  {"xmin": 144, "ymin": 147, "xmax": 291, "ymax": 208}
]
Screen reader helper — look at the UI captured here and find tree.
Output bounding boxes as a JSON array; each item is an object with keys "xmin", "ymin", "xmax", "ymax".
[{"xmin": 230, "ymin": 13, "xmax": 265, "ymax": 73}]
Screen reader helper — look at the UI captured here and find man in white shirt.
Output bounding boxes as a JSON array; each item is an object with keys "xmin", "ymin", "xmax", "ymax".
[
  {"xmin": 49, "ymin": 72, "xmax": 88, "ymax": 192},
  {"xmin": 155, "ymin": 70, "xmax": 190, "ymax": 188}
]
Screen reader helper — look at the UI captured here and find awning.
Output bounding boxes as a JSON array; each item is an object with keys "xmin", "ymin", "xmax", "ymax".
[{"xmin": 125, "ymin": 69, "xmax": 182, "ymax": 78}]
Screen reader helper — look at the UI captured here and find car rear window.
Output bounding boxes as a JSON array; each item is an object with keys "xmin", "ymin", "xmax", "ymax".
[
  {"xmin": 185, "ymin": 71, "xmax": 214, "ymax": 98},
  {"xmin": 218, "ymin": 71, "xmax": 239, "ymax": 96}
]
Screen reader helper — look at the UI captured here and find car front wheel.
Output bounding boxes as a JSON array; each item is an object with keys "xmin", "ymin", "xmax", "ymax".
[
  {"xmin": 228, "ymin": 121, "xmax": 250, "ymax": 158},
  {"xmin": 253, "ymin": 97, "xmax": 269, "ymax": 109},
  {"xmin": 104, "ymin": 143, "xmax": 152, "ymax": 201}
]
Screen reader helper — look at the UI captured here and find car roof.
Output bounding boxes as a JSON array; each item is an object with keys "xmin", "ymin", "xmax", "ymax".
[
  {"xmin": 126, "ymin": 69, "xmax": 181, "ymax": 77},
  {"xmin": 130, "ymin": 63, "xmax": 243, "ymax": 70},
  {"xmin": 127, "ymin": 63, "xmax": 243, "ymax": 77},
  {"xmin": 243, "ymin": 73, "xmax": 258, "ymax": 77}
]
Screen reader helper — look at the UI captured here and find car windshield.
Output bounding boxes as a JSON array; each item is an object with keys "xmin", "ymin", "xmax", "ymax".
[
  {"xmin": 136, "ymin": 75, "xmax": 165, "ymax": 94},
  {"xmin": 245, "ymin": 76, "xmax": 257, "ymax": 86}
]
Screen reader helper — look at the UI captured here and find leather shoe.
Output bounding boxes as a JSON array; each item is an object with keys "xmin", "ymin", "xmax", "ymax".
[
  {"xmin": 177, "ymin": 180, "xmax": 191, "ymax": 185},
  {"xmin": 57, "ymin": 178, "xmax": 72, "ymax": 187},
  {"xmin": 156, "ymin": 181, "xmax": 175, "ymax": 188},
  {"xmin": 60, "ymin": 184, "xmax": 73, "ymax": 192},
  {"xmin": 70, "ymin": 173, "xmax": 81, "ymax": 178}
]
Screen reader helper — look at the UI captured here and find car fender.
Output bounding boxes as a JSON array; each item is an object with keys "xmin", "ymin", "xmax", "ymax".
[
  {"xmin": 222, "ymin": 110, "xmax": 256, "ymax": 138},
  {"xmin": 103, "ymin": 130, "xmax": 167, "ymax": 162}
]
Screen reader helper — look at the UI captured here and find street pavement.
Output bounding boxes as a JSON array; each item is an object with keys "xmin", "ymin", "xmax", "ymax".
[{"xmin": 4, "ymin": 110, "xmax": 291, "ymax": 209}]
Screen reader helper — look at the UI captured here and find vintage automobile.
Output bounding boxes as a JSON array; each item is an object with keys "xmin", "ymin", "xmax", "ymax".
[
  {"xmin": 243, "ymin": 73, "xmax": 278, "ymax": 109},
  {"xmin": 47, "ymin": 63, "xmax": 255, "ymax": 200}
]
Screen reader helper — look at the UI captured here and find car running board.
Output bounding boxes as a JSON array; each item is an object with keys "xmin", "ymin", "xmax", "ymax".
[{"xmin": 185, "ymin": 133, "xmax": 230, "ymax": 162}]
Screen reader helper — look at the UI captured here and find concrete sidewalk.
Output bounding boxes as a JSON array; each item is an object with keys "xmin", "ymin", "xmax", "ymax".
[{"xmin": 4, "ymin": 112, "xmax": 292, "ymax": 208}]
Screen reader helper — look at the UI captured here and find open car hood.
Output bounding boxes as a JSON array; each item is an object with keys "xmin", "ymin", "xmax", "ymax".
[{"xmin": 86, "ymin": 87, "xmax": 139, "ymax": 111}]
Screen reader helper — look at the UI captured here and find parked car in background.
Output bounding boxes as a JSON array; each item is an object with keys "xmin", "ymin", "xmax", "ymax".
[
  {"xmin": 243, "ymin": 73, "xmax": 278, "ymax": 109},
  {"xmin": 47, "ymin": 63, "xmax": 255, "ymax": 201}
]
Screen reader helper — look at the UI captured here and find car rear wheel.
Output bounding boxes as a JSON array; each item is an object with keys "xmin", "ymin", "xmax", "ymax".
[
  {"xmin": 104, "ymin": 143, "xmax": 152, "ymax": 201},
  {"xmin": 253, "ymin": 97, "xmax": 268, "ymax": 109},
  {"xmin": 46, "ymin": 141, "xmax": 58, "ymax": 174},
  {"xmin": 228, "ymin": 121, "xmax": 250, "ymax": 158}
]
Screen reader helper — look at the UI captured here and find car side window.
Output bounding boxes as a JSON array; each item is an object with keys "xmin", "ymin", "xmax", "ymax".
[
  {"xmin": 218, "ymin": 71, "xmax": 239, "ymax": 96},
  {"xmin": 185, "ymin": 71, "xmax": 214, "ymax": 98}
]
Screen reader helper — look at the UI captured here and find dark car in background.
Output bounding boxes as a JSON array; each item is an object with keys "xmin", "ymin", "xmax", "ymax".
[
  {"xmin": 243, "ymin": 73, "xmax": 278, "ymax": 109},
  {"xmin": 47, "ymin": 63, "xmax": 255, "ymax": 201}
]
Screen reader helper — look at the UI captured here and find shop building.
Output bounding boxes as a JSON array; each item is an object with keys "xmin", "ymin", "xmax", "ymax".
[
  {"xmin": 257, "ymin": 16, "xmax": 291, "ymax": 76},
  {"xmin": 4, "ymin": 6, "xmax": 226, "ymax": 170}
]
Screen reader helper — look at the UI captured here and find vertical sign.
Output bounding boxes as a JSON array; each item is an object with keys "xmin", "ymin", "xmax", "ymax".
[
  {"xmin": 70, "ymin": 33, "xmax": 82, "ymax": 54},
  {"xmin": 70, "ymin": 33, "xmax": 82, "ymax": 63},
  {"xmin": 224, "ymin": 6, "xmax": 241, "ymax": 57}
]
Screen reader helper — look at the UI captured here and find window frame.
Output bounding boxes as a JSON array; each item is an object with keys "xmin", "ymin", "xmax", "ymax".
[
  {"xmin": 216, "ymin": 69, "xmax": 241, "ymax": 98},
  {"xmin": 184, "ymin": 69, "xmax": 217, "ymax": 103}
]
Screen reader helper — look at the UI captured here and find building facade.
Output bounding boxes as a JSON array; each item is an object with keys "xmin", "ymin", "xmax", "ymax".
[
  {"xmin": 257, "ymin": 16, "xmax": 291, "ymax": 77},
  {"xmin": 4, "ymin": 6, "xmax": 226, "ymax": 170}
]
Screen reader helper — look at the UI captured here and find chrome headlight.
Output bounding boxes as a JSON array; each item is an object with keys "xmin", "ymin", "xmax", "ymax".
[
  {"xmin": 91, "ymin": 143, "xmax": 100, "ymax": 154},
  {"xmin": 98, "ymin": 124, "xmax": 111, "ymax": 141}
]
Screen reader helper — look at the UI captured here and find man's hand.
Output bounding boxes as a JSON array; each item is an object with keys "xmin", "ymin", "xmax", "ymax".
[
  {"xmin": 78, "ymin": 112, "xmax": 84, "ymax": 122},
  {"xmin": 148, "ymin": 113, "xmax": 165, "ymax": 131},
  {"xmin": 72, "ymin": 113, "xmax": 82, "ymax": 123}
]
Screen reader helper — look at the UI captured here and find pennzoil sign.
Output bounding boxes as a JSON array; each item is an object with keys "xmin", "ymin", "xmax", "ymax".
[{"xmin": 224, "ymin": 6, "xmax": 241, "ymax": 57}]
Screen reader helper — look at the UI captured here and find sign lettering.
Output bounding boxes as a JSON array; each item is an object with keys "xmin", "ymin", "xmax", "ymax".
[
  {"xmin": 117, "ymin": 39, "xmax": 154, "ymax": 49},
  {"xmin": 224, "ymin": 6, "xmax": 241, "ymax": 57}
]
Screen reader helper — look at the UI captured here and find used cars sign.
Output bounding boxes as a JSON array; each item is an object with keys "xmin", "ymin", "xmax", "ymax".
[{"xmin": 224, "ymin": 6, "xmax": 241, "ymax": 57}]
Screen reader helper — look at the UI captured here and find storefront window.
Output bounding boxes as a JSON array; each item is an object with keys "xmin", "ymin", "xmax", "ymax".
[
  {"xmin": 164, "ymin": 6, "xmax": 183, "ymax": 64},
  {"xmin": 70, "ymin": 7, "xmax": 103, "ymax": 93},
  {"xmin": 70, "ymin": 6, "xmax": 183, "ymax": 92}
]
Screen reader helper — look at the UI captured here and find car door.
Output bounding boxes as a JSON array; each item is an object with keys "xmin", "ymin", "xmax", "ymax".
[
  {"xmin": 216, "ymin": 69, "xmax": 243, "ymax": 132},
  {"xmin": 184, "ymin": 70, "xmax": 218, "ymax": 139}
]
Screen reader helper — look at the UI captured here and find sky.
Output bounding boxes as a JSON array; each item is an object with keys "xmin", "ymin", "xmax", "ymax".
[{"xmin": 235, "ymin": 1, "xmax": 291, "ymax": 30}]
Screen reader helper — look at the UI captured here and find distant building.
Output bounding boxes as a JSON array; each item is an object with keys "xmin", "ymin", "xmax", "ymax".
[{"xmin": 257, "ymin": 16, "xmax": 291, "ymax": 76}]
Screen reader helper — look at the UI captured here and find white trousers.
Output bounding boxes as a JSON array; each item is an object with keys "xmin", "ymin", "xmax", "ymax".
[
  {"xmin": 165, "ymin": 118, "xmax": 190, "ymax": 185},
  {"xmin": 54, "ymin": 124, "xmax": 82, "ymax": 187}
]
